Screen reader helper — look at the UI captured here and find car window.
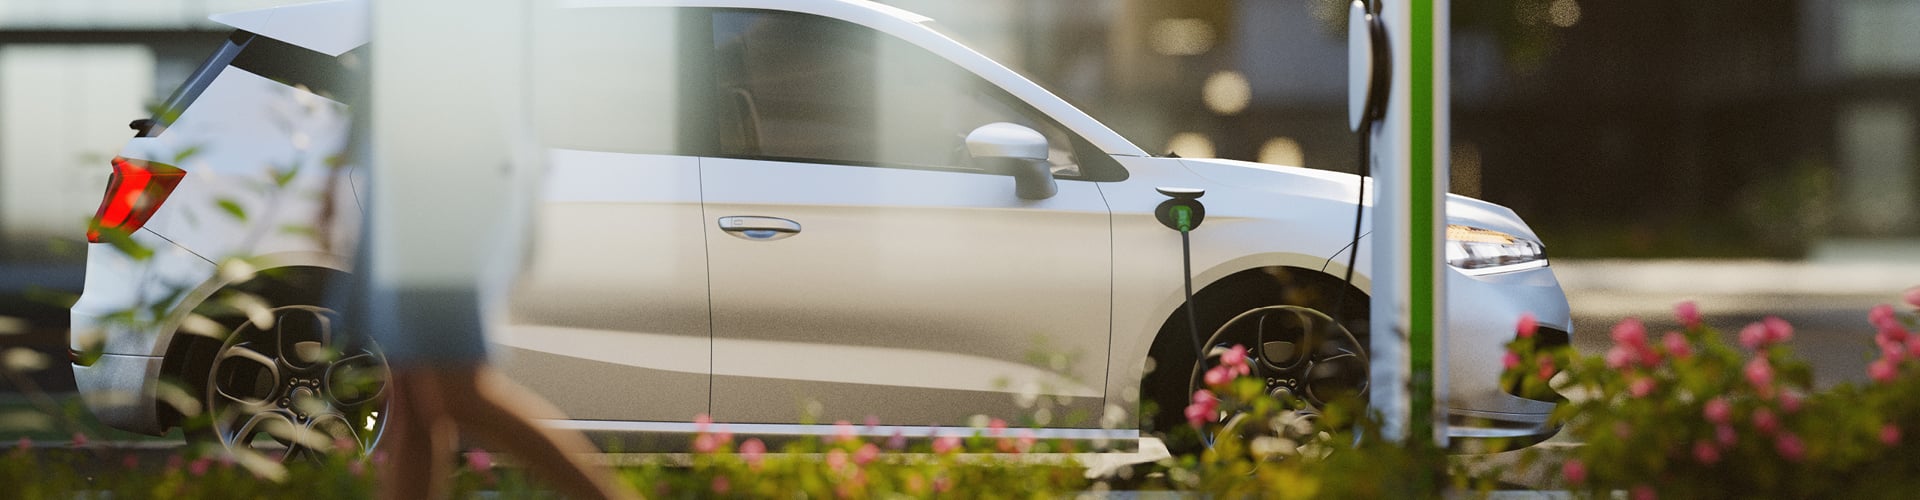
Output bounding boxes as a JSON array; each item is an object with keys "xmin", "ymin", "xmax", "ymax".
[
  {"xmin": 710, "ymin": 10, "xmax": 1095, "ymax": 178},
  {"xmin": 141, "ymin": 31, "xmax": 355, "ymax": 137},
  {"xmin": 530, "ymin": 7, "xmax": 712, "ymax": 155}
]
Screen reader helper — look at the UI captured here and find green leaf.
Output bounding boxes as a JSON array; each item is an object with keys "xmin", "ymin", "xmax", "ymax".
[
  {"xmin": 96, "ymin": 228, "xmax": 154, "ymax": 261},
  {"xmin": 215, "ymin": 198, "xmax": 248, "ymax": 222},
  {"xmin": 272, "ymin": 164, "xmax": 301, "ymax": 188},
  {"xmin": 279, "ymin": 224, "xmax": 317, "ymax": 238},
  {"xmin": 172, "ymin": 145, "xmax": 202, "ymax": 164}
]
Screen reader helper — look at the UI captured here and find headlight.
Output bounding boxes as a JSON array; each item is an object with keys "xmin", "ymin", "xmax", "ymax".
[{"xmin": 1445, "ymin": 225, "xmax": 1547, "ymax": 275}]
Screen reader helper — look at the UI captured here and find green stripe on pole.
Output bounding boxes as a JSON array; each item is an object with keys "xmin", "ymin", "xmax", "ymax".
[{"xmin": 1408, "ymin": 0, "xmax": 1436, "ymax": 443}]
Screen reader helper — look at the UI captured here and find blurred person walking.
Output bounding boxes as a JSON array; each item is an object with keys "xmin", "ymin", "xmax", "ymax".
[{"xmin": 333, "ymin": 1, "xmax": 638, "ymax": 499}]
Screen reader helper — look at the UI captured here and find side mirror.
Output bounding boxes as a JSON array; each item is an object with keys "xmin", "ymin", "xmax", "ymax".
[{"xmin": 965, "ymin": 122, "xmax": 1056, "ymax": 200}]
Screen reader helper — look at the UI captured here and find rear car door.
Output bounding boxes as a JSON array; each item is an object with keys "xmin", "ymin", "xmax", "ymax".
[
  {"xmin": 698, "ymin": 9, "xmax": 1117, "ymax": 425},
  {"xmin": 493, "ymin": 6, "xmax": 714, "ymax": 423}
]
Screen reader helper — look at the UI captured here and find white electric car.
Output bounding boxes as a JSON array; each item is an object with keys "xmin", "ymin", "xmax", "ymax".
[{"xmin": 70, "ymin": 0, "xmax": 1571, "ymax": 453}]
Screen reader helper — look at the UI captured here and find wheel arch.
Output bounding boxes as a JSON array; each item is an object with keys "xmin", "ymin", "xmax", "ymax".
[
  {"xmin": 155, "ymin": 258, "xmax": 350, "ymax": 431},
  {"xmin": 1134, "ymin": 264, "xmax": 1369, "ymax": 435}
]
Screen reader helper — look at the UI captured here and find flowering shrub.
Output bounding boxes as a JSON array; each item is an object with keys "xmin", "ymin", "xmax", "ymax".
[
  {"xmin": 1507, "ymin": 287, "xmax": 1920, "ymax": 498},
  {"xmin": 1174, "ymin": 344, "xmax": 1490, "ymax": 499},
  {"xmin": 624, "ymin": 415, "xmax": 1088, "ymax": 499}
]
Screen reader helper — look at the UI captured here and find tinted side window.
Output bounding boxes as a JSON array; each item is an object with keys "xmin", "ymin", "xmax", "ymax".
[
  {"xmin": 711, "ymin": 10, "xmax": 1106, "ymax": 178},
  {"xmin": 531, "ymin": 8, "xmax": 712, "ymax": 155}
]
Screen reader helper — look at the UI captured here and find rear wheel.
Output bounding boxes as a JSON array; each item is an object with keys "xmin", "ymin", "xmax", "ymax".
[{"xmin": 205, "ymin": 304, "xmax": 389, "ymax": 459}]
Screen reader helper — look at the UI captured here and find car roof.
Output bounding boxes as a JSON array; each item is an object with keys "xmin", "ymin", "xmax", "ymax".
[
  {"xmin": 210, "ymin": 0, "xmax": 1148, "ymax": 157},
  {"xmin": 209, "ymin": 0, "xmax": 929, "ymax": 55}
]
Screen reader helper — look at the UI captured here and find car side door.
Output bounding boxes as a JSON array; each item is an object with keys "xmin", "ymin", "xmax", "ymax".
[
  {"xmin": 698, "ymin": 9, "xmax": 1119, "ymax": 426},
  {"xmin": 493, "ymin": 6, "xmax": 714, "ymax": 423}
]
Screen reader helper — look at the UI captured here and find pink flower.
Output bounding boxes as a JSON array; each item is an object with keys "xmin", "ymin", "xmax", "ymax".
[
  {"xmin": 1613, "ymin": 421, "xmax": 1634, "ymax": 439},
  {"xmin": 835, "ymin": 420, "xmax": 858, "ymax": 443},
  {"xmin": 1663, "ymin": 332, "xmax": 1693, "ymax": 359},
  {"xmin": 1745, "ymin": 357, "xmax": 1775, "ymax": 392},
  {"xmin": 1753, "ymin": 408, "xmax": 1779, "ymax": 435},
  {"xmin": 694, "ymin": 413, "xmax": 713, "ymax": 431},
  {"xmin": 1612, "ymin": 318, "xmax": 1649, "ymax": 348},
  {"xmin": 1536, "ymin": 353, "xmax": 1556, "ymax": 380},
  {"xmin": 1675, "ymin": 301, "xmax": 1701, "ymax": 328},
  {"xmin": 1629, "ymin": 377, "xmax": 1657, "ymax": 398},
  {"xmin": 1562, "ymin": 459, "xmax": 1588, "ymax": 485},
  {"xmin": 122, "ymin": 454, "xmax": 139, "ymax": 470},
  {"xmin": 1739, "ymin": 322, "xmax": 1769, "ymax": 350},
  {"xmin": 1775, "ymin": 433, "xmax": 1806, "ymax": 462},
  {"xmin": 14, "ymin": 436, "xmax": 27, "ymax": 451},
  {"xmin": 1716, "ymin": 425, "xmax": 1738, "ymax": 447},
  {"xmin": 826, "ymin": 448, "xmax": 849, "ymax": 470},
  {"xmin": 347, "ymin": 459, "xmax": 364, "ymax": 476},
  {"xmin": 1204, "ymin": 365, "xmax": 1233, "ymax": 387},
  {"xmin": 71, "ymin": 433, "xmax": 89, "ymax": 447},
  {"xmin": 1871, "ymin": 358, "xmax": 1899, "ymax": 384},
  {"xmin": 854, "ymin": 443, "xmax": 880, "ymax": 465},
  {"xmin": 987, "ymin": 418, "xmax": 1007, "ymax": 437},
  {"xmin": 716, "ymin": 426, "xmax": 733, "ymax": 447},
  {"xmin": 1185, "ymin": 391, "xmax": 1220, "ymax": 429},
  {"xmin": 1779, "ymin": 391, "xmax": 1803, "ymax": 413},
  {"xmin": 1517, "ymin": 313, "xmax": 1538, "ymax": 339},
  {"xmin": 711, "ymin": 476, "xmax": 731, "ymax": 495},
  {"xmin": 189, "ymin": 458, "xmax": 210, "ymax": 476},
  {"xmin": 1763, "ymin": 316, "xmax": 1794, "ymax": 344},
  {"xmin": 1878, "ymin": 336, "xmax": 1905, "ymax": 361},
  {"xmin": 1883, "ymin": 424, "xmax": 1903, "ymax": 446},
  {"xmin": 1906, "ymin": 336, "xmax": 1920, "ymax": 360},
  {"xmin": 1632, "ymin": 485, "xmax": 1658, "ymax": 500},
  {"xmin": 1692, "ymin": 440, "xmax": 1721, "ymax": 465},
  {"xmin": 1704, "ymin": 398, "xmax": 1733, "ymax": 424},
  {"xmin": 1905, "ymin": 287, "xmax": 1920, "ymax": 309},
  {"xmin": 932, "ymin": 435, "xmax": 962, "ymax": 454},
  {"xmin": 887, "ymin": 429, "xmax": 908, "ymax": 450},
  {"xmin": 740, "ymin": 438, "xmax": 767, "ymax": 468},
  {"xmin": 1872, "ymin": 305, "xmax": 1901, "ymax": 334},
  {"xmin": 1502, "ymin": 351, "xmax": 1522, "ymax": 371},
  {"xmin": 693, "ymin": 433, "xmax": 720, "ymax": 453},
  {"xmin": 1881, "ymin": 324, "xmax": 1911, "ymax": 345},
  {"xmin": 1606, "ymin": 346, "xmax": 1638, "ymax": 370},
  {"xmin": 1017, "ymin": 430, "xmax": 1037, "ymax": 453},
  {"xmin": 466, "ymin": 448, "xmax": 493, "ymax": 472},
  {"xmin": 1221, "ymin": 344, "xmax": 1249, "ymax": 369},
  {"xmin": 865, "ymin": 415, "xmax": 881, "ymax": 430}
]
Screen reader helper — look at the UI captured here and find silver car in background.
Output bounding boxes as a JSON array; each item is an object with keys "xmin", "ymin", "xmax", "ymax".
[{"xmin": 70, "ymin": 0, "xmax": 1571, "ymax": 452}]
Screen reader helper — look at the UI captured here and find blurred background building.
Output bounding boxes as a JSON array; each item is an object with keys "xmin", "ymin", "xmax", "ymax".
[{"xmin": 2, "ymin": 0, "xmax": 1916, "ymax": 391}]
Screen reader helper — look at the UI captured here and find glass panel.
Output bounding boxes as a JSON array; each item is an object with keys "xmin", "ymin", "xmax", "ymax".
[{"xmin": 711, "ymin": 10, "xmax": 1080, "ymax": 175}]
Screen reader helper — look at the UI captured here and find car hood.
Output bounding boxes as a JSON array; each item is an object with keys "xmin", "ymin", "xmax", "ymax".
[{"xmin": 1178, "ymin": 157, "xmax": 1544, "ymax": 244}]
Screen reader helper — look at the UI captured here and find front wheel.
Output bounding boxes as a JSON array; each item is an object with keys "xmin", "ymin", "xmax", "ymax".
[
  {"xmin": 1189, "ymin": 306, "xmax": 1369, "ymax": 415},
  {"xmin": 205, "ymin": 305, "xmax": 389, "ymax": 460},
  {"xmin": 1147, "ymin": 303, "xmax": 1369, "ymax": 451}
]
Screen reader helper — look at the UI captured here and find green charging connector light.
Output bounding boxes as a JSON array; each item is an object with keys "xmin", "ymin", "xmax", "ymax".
[{"xmin": 1172, "ymin": 205, "xmax": 1193, "ymax": 232}]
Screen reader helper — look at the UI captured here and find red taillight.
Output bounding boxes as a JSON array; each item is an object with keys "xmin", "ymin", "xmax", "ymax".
[{"xmin": 87, "ymin": 157, "xmax": 186, "ymax": 243}]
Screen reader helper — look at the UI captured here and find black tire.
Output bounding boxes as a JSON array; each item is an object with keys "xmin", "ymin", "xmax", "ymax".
[{"xmin": 1140, "ymin": 268, "xmax": 1369, "ymax": 449}]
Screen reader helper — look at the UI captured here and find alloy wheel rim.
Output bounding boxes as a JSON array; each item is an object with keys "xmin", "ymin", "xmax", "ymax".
[{"xmin": 207, "ymin": 305, "xmax": 388, "ymax": 460}]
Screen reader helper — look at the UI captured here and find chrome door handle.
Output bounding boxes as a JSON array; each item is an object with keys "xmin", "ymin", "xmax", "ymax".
[{"xmin": 717, "ymin": 216, "xmax": 801, "ymax": 241}]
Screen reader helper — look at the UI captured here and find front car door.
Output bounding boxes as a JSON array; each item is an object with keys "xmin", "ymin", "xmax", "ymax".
[{"xmin": 698, "ymin": 9, "xmax": 1120, "ymax": 426}]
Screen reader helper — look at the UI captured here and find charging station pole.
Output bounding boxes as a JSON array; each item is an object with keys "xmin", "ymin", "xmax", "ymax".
[{"xmin": 1366, "ymin": 0, "xmax": 1449, "ymax": 448}]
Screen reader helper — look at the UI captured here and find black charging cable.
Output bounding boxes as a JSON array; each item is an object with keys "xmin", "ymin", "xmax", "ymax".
[
  {"xmin": 1331, "ymin": 119, "xmax": 1373, "ymax": 323},
  {"xmin": 1154, "ymin": 188, "xmax": 1210, "ymax": 371}
]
